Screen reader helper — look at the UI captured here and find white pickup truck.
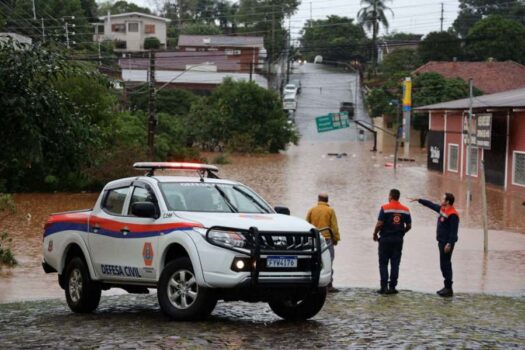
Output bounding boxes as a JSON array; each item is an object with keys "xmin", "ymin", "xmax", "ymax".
[{"xmin": 42, "ymin": 162, "xmax": 332, "ymax": 321}]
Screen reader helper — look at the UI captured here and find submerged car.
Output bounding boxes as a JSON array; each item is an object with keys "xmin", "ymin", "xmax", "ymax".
[{"xmin": 42, "ymin": 162, "xmax": 332, "ymax": 321}]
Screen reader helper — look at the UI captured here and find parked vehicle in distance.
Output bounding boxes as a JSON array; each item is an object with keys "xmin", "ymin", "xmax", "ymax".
[
  {"xmin": 284, "ymin": 84, "xmax": 298, "ymax": 95},
  {"xmin": 283, "ymin": 92, "xmax": 297, "ymax": 111},
  {"xmin": 339, "ymin": 101, "xmax": 355, "ymax": 118},
  {"xmin": 42, "ymin": 162, "xmax": 332, "ymax": 321},
  {"xmin": 290, "ymin": 79, "xmax": 302, "ymax": 94}
]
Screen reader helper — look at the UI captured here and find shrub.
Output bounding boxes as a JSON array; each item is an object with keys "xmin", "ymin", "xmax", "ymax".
[
  {"xmin": 144, "ymin": 37, "xmax": 161, "ymax": 50},
  {"xmin": 0, "ymin": 232, "xmax": 17, "ymax": 267}
]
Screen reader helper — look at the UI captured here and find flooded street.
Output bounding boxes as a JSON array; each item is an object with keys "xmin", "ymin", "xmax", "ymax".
[{"xmin": 0, "ymin": 63, "xmax": 524, "ymax": 348}]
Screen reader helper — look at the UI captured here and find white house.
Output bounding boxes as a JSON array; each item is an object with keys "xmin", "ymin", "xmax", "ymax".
[{"xmin": 93, "ymin": 12, "xmax": 170, "ymax": 52}]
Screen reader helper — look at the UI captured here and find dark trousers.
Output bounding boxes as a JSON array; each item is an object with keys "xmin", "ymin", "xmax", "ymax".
[
  {"xmin": 378, "ymin": 237, "xmax": 403, "ymax": 288},
  {"xmin": 438, "ymin": 242, "xmax": 455, "ymax": 288}
]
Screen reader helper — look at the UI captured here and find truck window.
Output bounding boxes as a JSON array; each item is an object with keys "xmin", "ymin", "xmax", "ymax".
[{"xmin": 102, "ymin": 187, "xmax": 129, "ymax": 215}]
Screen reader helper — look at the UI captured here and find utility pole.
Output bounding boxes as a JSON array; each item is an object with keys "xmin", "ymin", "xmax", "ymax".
[
  {"xmin": 147, "ymin": 51, "xmax": 157, "ymax": 158},
  {"xmin": 480, "ymin": 159, "xmax": 489, "ymax": 252},
  {"xmin": 64, "ymin": 21, "xmax": 70, "ymax": 49},
  {"xmin": 286, "ymin": 17, "xmax": 291, "ymax": 83},
  {"xmin": 440, "ymin": 3, "xmax": 444, "ymax": 32},
  {"xmin": 41, "ymin": 17, "xmax": 45, "ymax": 42},
  {"xmin": 402, "ymin": 77, "xmax": 412, "ymax": 158},
  {"xmin": 466, "ymin": 78, "xmax": 473, "ymax": 208},
  {"xmin": 310, "ymin": 2, "xmax": 312, "ymax": 26},
  {"xmin": 32, "ymin": 0, "xmax": 36, "ymax": 20}
]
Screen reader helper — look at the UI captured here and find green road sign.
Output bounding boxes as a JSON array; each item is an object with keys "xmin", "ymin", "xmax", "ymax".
[{"xmin": 316, "ymin": 112, "xmax": 350, "ymax": 133}]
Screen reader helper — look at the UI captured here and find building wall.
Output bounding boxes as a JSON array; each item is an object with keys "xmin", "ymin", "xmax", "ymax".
[
  {"xmin": 121, "ymin": 69, "xmax": 268, "ymax": 89},
  {"xmin": 180, "ymin": 46, "xmax": 260, "ymax": 72},
  {"xmin": 99, "ymin": 16, "xmax": 167, "ymax": 51},
  {"xmin": 373, "ymin": 116, "xmax": 421, "ymax": 153},
  {"xmin": 507, "ymin": 112, "xmax": 525, "ymax": 193},
  {"xmin": 428, "ymin": 109, "xmax": 525, "ymax": 193}
]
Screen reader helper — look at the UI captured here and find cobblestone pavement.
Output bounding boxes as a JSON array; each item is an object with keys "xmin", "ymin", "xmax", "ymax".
[{"xmin": 0, "ymin": 288, "xmax": 523, "ymax": 349}]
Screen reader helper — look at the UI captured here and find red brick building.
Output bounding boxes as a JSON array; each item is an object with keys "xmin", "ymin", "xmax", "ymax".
[
  {"xmin": 416, "ymin": 88, "xmax": 525, "ymax": 193},
  {"xmin": 177, "ymin": 35, "xmax": 266, "ymax": 73},
  {"xmin": 413, "ymin": 61, "xmax": 525, "ymax": 94}
]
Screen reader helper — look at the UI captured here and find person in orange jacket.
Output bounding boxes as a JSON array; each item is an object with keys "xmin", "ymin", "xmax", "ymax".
[
  {"xmin": 409, "ymin": 193, "xmax": 459, "ymax": 297},
  {"xmin": 306, "ymin": 192, "xmax": 340, "ymax": 292}
]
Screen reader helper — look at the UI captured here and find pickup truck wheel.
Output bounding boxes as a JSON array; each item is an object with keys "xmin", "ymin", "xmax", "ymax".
[
  {"xmin": 158, "ymin": 257, "xmax": 217, "ymax": 321},
  {"xmin": 269, "ymin": 287, "xmax": 327, "ymax": 321},
  {"xmin": 64, "ymin": 257, "xmax": 101, "ymax": 313}
]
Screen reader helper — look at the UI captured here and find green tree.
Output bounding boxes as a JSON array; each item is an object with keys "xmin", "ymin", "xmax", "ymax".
[
  {"xmin": 4, "ymin": 0, "xmax": 92, "ymax": 45},
  {"xmin": 358, "ymin": 0, "xmax": 394, "ymax": 73},
  {"xmin": 129, "ymin": 88, "xmax": 199, "ymax": 117},
  {"xmin": 144, "ymin": 36, "xmax": 161, "ymax": 49},
  {"xmin": 237, "ymin": 0, "xmax": 300, "ymax": 61},
  {"xmin": 97, "ymin": 0, "xmax": 152, "ymax": 15},
  {"xmin": 453, "ymin": 0, "xmax": 525, "ymax": 38},
  {"xmin": 188, "ymin": 78, "xmax": 298, "ymax": 152},
  {"xmin": 379, "ymin": 48, "xmax": 421, "ymax": 78},
  {"xmin": 0, "ymin": 41, "xmax": 114, "ymax": 191},
  {"xmin": 300, "ymin": 16, "xmax": 368, "ymax": 62},
  {"xmin": 181, "ymin": 23, "xmax": 222, "ymax": 35},
  {"xmin": 464, "ymin": 16, "xmax": 525, "ymax": 63},
  {"xmin": 412, "ymin": 72, "xmax": 480, "ymax": 146},
  {"xmin": 418, "ymin": 31, "xmax": 463, "ymax": 62}
]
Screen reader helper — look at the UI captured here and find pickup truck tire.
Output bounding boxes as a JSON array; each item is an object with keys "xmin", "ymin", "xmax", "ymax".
[
  {"xmin": 64, "ymin": 257, "xmax": 101, "ymax": 313},
  {"xmin": 269, "ymin": 287, "xmax": 327, "ymax": 320},
  {"xmin": 158, "ymin": 257, "xmax": 217, "ymax": 321}
]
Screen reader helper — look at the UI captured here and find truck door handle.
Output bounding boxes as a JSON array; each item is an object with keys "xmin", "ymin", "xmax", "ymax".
[
  {"xmin": 120, "ymin": 227, "xmax": 129, "ymax": 235},
  {"xmin": 92, "ymin": 224, "xmax": 100, "ymax": 233}
]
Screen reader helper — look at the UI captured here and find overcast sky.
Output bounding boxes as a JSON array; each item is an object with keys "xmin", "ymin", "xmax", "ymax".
[{"xmin": 129, "ymin": 0, "xmax": 460, "ymax": 38}]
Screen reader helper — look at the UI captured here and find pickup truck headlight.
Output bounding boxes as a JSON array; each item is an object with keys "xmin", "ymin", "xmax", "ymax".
[{"xmin": 207, "ymin": 229, "xmax": 247, "ymax": 249}]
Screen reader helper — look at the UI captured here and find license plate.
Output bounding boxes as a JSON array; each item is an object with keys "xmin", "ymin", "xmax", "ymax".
[{"xmin": 266, "ymin": 256, "xmax": 297, "ymax": 268}]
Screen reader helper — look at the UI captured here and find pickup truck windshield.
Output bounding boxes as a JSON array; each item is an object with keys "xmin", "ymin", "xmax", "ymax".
[{"xmin": 159, "ymin": 182, "xmax": 273, "ymax": 213}]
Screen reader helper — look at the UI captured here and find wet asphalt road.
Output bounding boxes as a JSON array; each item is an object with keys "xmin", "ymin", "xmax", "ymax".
[{"xmin": 1, "ymin": 289, "xmax": 523, "ymax": 349}]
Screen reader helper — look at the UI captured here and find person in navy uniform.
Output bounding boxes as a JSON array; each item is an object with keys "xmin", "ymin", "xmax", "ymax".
[
  {"xmin": 409, "ymin": 193, "xmax": 459, "ymax": 297},
  {"xmin": 373, "ymin": 189, "xmax": 412, "ymax": 294}
]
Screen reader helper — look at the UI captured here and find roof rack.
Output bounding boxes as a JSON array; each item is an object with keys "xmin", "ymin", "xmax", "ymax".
[{"xmin": 133, "ymin": 162, "xmax": 219, "ymax": 179}]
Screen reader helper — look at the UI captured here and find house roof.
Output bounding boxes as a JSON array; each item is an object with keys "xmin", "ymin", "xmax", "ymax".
[
  {"xmin": 99, "ymin": 12, "xmax": 171, "ymax": 23},
  {"xmin": 412, "ymin": 61, "xmax": 525, "ymax": 94},
  {"xmin": 178, "ymin": 35, "xmax": 264, "ymax": 48},
  {"xmin": 415, "ymin": 86, "xmax": 525, "ymax": 111},
  {"xmin": 119, "ymin": 51, "xmax": 242, "ymax": 72}
]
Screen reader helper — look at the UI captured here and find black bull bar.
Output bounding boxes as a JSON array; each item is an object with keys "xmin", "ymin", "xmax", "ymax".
[{"xmin": 205, "ymin": 226, "xmax": 335, "ymax": 287}]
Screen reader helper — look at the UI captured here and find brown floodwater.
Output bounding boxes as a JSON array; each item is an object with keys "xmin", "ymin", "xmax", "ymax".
[
  {"xmin": 1, "ymin": 142, "xmax": 524, "ymax": 302},
  {"xmin": 1, "ymin": 63, "xmax": 524, "ymax": 302}
]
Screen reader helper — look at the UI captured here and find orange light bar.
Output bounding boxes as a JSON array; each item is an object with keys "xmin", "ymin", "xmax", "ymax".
[{"xmin": 133, "ymin": 162, "xmax": 218, "ymax": 172}]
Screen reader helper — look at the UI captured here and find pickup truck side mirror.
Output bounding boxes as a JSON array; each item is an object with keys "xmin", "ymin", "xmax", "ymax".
[
  {"xmin": 274, "ymin": 206, "xmax": 290, "ymax": 215},
  {"xmin": 131, "ymin": 202, "xmax": 157, "ymax": 218}
]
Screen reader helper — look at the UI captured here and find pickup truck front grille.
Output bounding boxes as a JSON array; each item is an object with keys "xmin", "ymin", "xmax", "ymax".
[
  {"xmin": 206, "ymin": 226, "xmax": 324, "ymax": 287},
  {"xmin": 246, "ymin": 233, "xmax": 314, "ymax": 252}
]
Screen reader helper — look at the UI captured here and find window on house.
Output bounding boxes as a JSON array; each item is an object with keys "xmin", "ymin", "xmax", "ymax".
[
  {"xmin": 466, "ymin": 146, "xmax": 478, "ymax": 176},
  {"xmin": 145, "ymin": 24, "xmax": 155, "ymax": 34},
  {"xmin": 448, "ymin": 144, "xmax": 459, "ymax": 172},
  {"xmin": 95, "ymin": 24, "xmax": 104, "ymax": 35},
  {"xmin": 513, "ymin": 151, "xmax": 525, "ymax": 186},
  {"xmin": 128, "ymin": 22, "xmax": 139, "ymax": 32},
  {"xmin": 112, "ymin": 23, "xmax": 126, "ymax": 33}
]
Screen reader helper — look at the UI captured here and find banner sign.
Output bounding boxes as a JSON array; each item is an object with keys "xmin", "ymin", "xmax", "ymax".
[{"xmin": 476, "ymin": 113, "xmax": 492, "ymax": 150}]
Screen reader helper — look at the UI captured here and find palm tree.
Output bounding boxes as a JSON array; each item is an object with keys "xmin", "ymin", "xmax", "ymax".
[{"xmin": 357, "ymin": 0, "xmax": 394, "ymax": 75}]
